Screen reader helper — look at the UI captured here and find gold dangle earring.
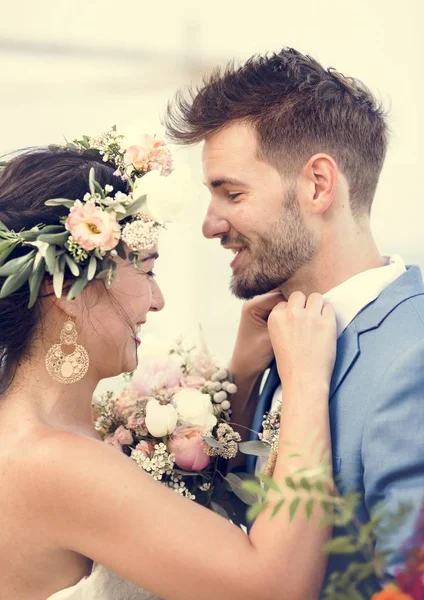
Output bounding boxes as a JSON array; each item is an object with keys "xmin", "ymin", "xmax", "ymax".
[{"xmin": 45, "ymin": 316, "xmax": 89, "ymax": 384}]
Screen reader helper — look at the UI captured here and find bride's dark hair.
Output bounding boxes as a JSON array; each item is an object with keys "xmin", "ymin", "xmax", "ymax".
[{"xmin": 0, "ymin": 147, "xmax": 129, "ymax": 390}]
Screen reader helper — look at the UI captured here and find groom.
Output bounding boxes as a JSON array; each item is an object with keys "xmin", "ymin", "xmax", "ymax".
[{"xmin": 166, "ymin": 48, "xmax": 424, "ymax": 592}]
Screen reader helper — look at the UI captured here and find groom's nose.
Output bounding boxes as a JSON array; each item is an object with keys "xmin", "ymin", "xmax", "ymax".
[{"xmin": 202, "ymin": 204, "xmax": 231, "ymax": 239}]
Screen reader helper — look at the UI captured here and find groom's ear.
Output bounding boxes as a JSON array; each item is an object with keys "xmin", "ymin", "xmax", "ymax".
[{"xmin": 299, "ymin": 153, "xmax": 338, "ymax": 215}]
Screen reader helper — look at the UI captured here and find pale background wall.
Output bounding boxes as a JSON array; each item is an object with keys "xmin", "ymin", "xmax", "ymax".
[{"xmin": 0, "ymin": 0, "xmax": 422, "ymax": 393}]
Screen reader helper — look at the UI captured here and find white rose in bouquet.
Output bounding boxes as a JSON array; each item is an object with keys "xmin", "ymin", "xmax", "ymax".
[
  {"xmin": 145, "ymin": 399, "xmax": 178, "ymax": 437},
  {"xmin": 173, "ymin": 389, "xmax": 217, "ymax": 428}
]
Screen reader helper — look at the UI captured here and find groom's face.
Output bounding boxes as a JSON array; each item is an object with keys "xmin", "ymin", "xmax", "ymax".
[{"xmin": 202, "ymin": 122, "xmax": 317, "ymax": 299}]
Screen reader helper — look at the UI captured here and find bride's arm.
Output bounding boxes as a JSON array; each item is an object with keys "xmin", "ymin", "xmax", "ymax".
[{"xmin": 31, "ymin": 292, "xmax": 336, "ymax": 600}]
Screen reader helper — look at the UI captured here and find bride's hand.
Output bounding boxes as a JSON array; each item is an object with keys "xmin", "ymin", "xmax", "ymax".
[
  {"xmin": 230, "ymin": 290, "xmax": 285, "ymax": 378},
  {"xmin": 268, "ymin": 291, "xmax": 337, "ymax": 392}
]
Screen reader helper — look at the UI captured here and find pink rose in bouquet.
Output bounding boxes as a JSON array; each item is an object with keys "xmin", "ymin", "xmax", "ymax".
[
  {"xmin": 131, "ymin": 356, "xmax": 183, "ymax": 396},
  {"xmin": 106, "ymin": 425, "xmax": 134, "ymax": 451},
  {"xmin": 135, "ymin": 440, "xmax": 155, "ymax": 457},
  {"xmin": 115, "ymin": 389, "xmax": 139, "ymax": 417},
  {"xmin": 168, "ymin": 425, "xmax": 211, "ymax": 471},
  {"xmin": 181, "ymin": 375, "xmax": 206, "ymax": 389}
]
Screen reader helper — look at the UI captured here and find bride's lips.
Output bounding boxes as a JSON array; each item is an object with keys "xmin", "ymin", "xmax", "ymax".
[{"xmin": 133, "ymin": 321, "xmax": 146, "ymax": 346}]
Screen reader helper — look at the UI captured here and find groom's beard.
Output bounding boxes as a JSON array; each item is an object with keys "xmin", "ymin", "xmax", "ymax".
[{"xmin": 229, "ymin": 191, "xmax": 317, "ymax": 299}]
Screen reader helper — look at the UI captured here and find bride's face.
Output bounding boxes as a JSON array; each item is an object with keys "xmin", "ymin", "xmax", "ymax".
[{"xmin": 80, "ymin": 249, "xmax": 164, "ymax": 378}]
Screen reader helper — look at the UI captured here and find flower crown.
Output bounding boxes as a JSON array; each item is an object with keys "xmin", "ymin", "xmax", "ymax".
[{"xmin": 0, "ymin": 127, "xmax": 176, "ymax": 307}]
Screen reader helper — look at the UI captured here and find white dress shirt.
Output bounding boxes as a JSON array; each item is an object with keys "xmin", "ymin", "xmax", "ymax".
[{"xmin": 256, "ymin": 254, "xmax": 406, "ymax": 473}]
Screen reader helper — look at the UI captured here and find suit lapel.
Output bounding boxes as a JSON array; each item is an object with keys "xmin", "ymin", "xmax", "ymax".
[
  {"xmin": 330, "ymin": 265, "xmax": 424, "ymax": 399},
  {"xmin": 329, "ymin": 321, "xmax": 360, "ymax": 398}
]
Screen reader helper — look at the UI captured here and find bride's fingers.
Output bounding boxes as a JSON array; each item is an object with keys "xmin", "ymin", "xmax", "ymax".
[
  {"xmin": 287, "ymin": 291, "xmax": 307, "ymax": 309},
  {"xmin": 322, "ymin": 301, "xmax": 337, "ymax": 323},
  {"xmin": 306, "ymin": 292, "xmax": 325, "ymax": 314}
]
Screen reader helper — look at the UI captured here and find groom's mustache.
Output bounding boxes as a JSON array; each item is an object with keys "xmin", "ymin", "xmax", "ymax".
[{"xmin": 220, "ymin": 234, "xmax": 250, "ymax": 248}]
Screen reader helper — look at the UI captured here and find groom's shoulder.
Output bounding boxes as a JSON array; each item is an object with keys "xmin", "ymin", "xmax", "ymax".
[
  {"xmin": 364, "ymin": 264, "xmax": 424, "ymax": 329},
  {"xmin": 354, "ymin": 265, "xmax": 424, "ymax": 357}
]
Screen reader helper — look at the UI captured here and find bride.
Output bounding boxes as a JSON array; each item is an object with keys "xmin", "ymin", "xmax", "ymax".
[{"xmin": 0, "ymin": 130, "xmax": 336, "ymax": 600}]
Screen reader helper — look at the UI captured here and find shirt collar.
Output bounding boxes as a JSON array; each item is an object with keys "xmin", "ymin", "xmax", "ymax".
[{"xmin": 322, "ymin": 254, "xmax": 406, "ymax": 337}]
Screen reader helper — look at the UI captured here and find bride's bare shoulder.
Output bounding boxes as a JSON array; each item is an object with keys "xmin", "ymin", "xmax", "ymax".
[{"xmin": 7, "ymin": 428, "xmax": 131, "ymax": 504}]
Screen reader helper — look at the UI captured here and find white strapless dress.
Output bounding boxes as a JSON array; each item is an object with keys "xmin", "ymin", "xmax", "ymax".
[{"xmin": 47, "ymin": 563, "xmax": 161, "ymax": 600}]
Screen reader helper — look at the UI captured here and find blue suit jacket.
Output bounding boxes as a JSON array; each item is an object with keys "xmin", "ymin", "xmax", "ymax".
[{"xmin": 249, "ymin": 265, "xmax": 424, "ymax": 592}]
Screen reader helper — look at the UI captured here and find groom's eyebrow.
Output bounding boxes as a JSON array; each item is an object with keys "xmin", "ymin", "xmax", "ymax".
[{"xmin": 208, "ymin": 177, "xmax": 245, "ymax": 188}]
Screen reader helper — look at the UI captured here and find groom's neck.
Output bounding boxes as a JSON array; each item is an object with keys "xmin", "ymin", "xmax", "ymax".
[{"xmin": 281, "ymin": 224, "xmax": 384, "ymax": 297}]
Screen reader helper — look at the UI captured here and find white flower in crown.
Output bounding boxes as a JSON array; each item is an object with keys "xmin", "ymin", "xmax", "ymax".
[
  {"xmin": 132, "ymin": 165, "xmax": 194, "ymax": 225},
  {"xmin": 121, "ymin": 215, "xmax": 160, "ymax": 252}
]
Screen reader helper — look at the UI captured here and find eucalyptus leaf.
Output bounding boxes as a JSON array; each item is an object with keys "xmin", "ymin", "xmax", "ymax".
[
  {"xmin": 53, "ymin": 257, "xmax": 65, "ymax": 298},
  {"xmin": 87, "ymin": 255, "xmax": 97, "ymax": 281},
  {"xmin": 19, "ymin": 230, "xmax": 41, "ymax": 242},
  {"xmin": 202, "ymin": 436, "xmax": 223, "ymax": 449},
  {"xmin": 93, "ymin": 179, "xmax": 105, "ymax": 198},
  {"xmin": 116, "ymin": 243, "xmax": 127, "ymax": 260},
  {"xmin": 173, "ymin": 468, "xmax": 209, "ymax": 479},
  {"xmin": 225, "ymin": 473, "xmax": 260, "ymax": 506},
  {"xmin": 67, "ymin": 271, "xmax": 89, "ymax": 300},
  {"xmin": 210, "ymin": 502, "xmax": 230, "ymax": 520},
  {"xmin": 45, "ymin": 198, "xmax": 76, "ymax": 209},
  {"xmin": 95, "ymin": 269, "xmax": 110, "ymax": 280},
  {"xmin": 28, "ymin": 259, "xmax": 46, "ymax": 307},
  {"xmin": 29, "ymin": 240, "xmax": 50, "ymax": 258},
  {"xmin": 238, "ymin": 440, "xmax": 271, "ymax": 457},
  {"xmin": 38, "ymin": 231, "xmax": 69, "ymax": 245},
  {"xmin": 0, "ymin": 259, "xmax": 34, "ymax": 298},
  {"xmin": 0, "ymin": 250, "xmax": 36, "ymax": 277},
  {"xmin": 0, "ymin": 240, "xmax": 19, "ymax": 267},
  {"xmin": 93, "ymin": 248, "xmax": 105, "ymax": 260},
  {"xmin": 33, "ymin": 251, "xmax": 44, "ymax": 272},
  {"xmin": 112, "ymin": 204, "xmax": 127, "ymax": 214},
  {"xmin": 258, "ymin": 473, "xmax": 281, "ymax": 493},
  {"xmin": 64, "ymin": 254, "xmax": 80, "ymax": 277},
  {"xmin": 88, "ymin": 168, "xmax": 96, "ymax": 196},
  {"xmin": 240, "ymin": 480, "xmax": 265, "ymax": 497},
  {"xmin": 289, "ymin": 497, "xmax": 301, "ymax": 521},
  {"xmin": 38, "ymin": 225, "xmax": 66, "ymax": 234},
  {"xmin": 119, "ymin": 194, "xmax": 147, "ymax": 220},
  {"xmin": 45, "ymin": 245, "xmax": 57, "ymax": 275}
]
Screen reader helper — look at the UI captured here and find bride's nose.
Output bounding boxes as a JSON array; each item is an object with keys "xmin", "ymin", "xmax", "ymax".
[{"xmin": 149, "ymin": 280, "xmax": 165, "ymax": 312}]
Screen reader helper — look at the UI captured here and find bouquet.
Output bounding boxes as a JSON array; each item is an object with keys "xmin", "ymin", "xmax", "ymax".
[{"xmin": 92, "ymin": 334, "xmax": 243, "ymax": 509}]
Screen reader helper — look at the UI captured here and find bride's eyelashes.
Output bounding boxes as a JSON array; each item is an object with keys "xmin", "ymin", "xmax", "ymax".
[{"xmin": 228, "ymin": 192, "xmax": 243, "ymax": 200}]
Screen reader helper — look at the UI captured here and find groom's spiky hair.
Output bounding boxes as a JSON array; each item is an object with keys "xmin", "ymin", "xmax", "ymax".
[{"xmin": 165, "ymin": 47, "xmax": 388, "ymax": 216}]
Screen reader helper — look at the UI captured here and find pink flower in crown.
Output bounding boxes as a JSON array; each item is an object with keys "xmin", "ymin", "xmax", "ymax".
[
  {"xmin": 168, "ymin": 425, "xmax": 211, "ymax": 471},
  {"xmin": 131, "ymin": 356, "xmax": 183, "ymax": 396},
  {"xmin": 66, "ymin": 200, "xmax": 121, "ymax": 252},
  {"xmin": 124, "ymin": 135, "xmax": 173, "ymax": 177}
]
